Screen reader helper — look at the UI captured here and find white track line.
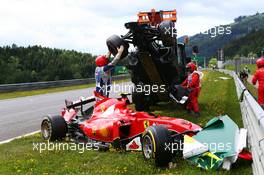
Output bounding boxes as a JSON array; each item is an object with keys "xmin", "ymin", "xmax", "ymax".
[{"xmin": 0, "ymin": 130, "xmax": 40, "ymax": 145}]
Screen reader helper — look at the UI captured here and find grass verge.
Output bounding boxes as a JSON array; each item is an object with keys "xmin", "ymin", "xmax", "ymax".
[
  {"xmin": 244, "ymin": 81, "xmax": 258, "ymax": 100},
  {"xmin": 0, "ymin": 78, "xmax": 130, "ymax": 100},
  {"xmin": 225, "ymin": 64, "xmax": 258, "ymax": 100},
  {"xmin": 0, "ymin": 71, "xmax": 252, "ymax": 175},
  {"xmin": 225, "ymin": 64, "xmax": 257, "ymax": 74}
]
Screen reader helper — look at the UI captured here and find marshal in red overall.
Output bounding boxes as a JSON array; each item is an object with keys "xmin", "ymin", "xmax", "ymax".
[{"xmin": 252, "ymin": 58, "xmax": 264, "ymax": 108}]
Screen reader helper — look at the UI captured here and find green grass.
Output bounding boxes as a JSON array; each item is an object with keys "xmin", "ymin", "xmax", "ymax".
[
  {"xmin": 0, "ymin": 71, "xmax": 252, "ymax": 175},
  {"xmin": 241, "ymin": 64, "xmax": 257, "ymax": 74},
  {"xmin": 0, "ymin": 79, "xmax": 129, "ymax": 100},
  {"xmin": 244, "ymin": 81, "xmax": 258, "ymax": 100},
  {"xmin": 225, "ymin": 64, "xmax": 257, "ymax": 74},
  {"xmin": 225, "ymin": 64, "xmax": 258, "ymax": 100},
  {"xmin": 225, "ymin": 63, "xmax": 258, "ymax": 99},
  {"xmin": 225, "ymin": 64, "xmax": 235, "ymax": 71},
  {"xmin": 152, "ymin": 70, "xmax": 244, "ymax": 127}
]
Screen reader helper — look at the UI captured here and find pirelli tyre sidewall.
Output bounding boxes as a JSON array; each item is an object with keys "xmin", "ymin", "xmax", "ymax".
[
  {"xmin": 41, "ymin": 115, "xmax": 67, "ymax": 141},
  {"xmin": 142, "ymin": 125, "xmax": 173, "ymax": 167}
]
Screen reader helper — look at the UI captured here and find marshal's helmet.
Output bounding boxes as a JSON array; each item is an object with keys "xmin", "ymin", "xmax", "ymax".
[
  {"xmin": 256, "ymin": 58, "xmax": 264, "ymax": 68},
  {"xmin": 95, "ymin": 55, "xmax": 109, "ymax": 67},
  {"xmin": 186, "ymin": 62, "xmax": 197, "ymax": 73}
]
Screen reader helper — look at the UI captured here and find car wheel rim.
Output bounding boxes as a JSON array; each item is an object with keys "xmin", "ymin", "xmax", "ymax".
[
  {"xmin": 143, "ymin": 135, "xmax": 153, "ymax": 159},
  {"xmin": 41, "ymin": 120, "xmax": 51, "ymax": 140}
]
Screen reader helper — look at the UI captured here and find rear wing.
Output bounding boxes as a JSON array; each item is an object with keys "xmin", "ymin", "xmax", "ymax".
[
  {"xmin": 65, "ymin": 96, "xmax": 95, "ymax": 109},
  {"xmin": 137, "ymin": 9, "xmax": 177, "ymax": 26}
]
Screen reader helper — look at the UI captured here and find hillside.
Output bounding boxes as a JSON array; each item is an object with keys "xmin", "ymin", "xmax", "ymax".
[
  {"xmin": 224, "ymin": 29, "xmax": 264, "ymax": 58},
  {"xmin": 183, "ymin": 12, "xmax": 264, "ymax": 60}
]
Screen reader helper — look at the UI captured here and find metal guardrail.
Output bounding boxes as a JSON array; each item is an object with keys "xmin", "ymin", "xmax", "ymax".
[
  {"xmin": 218, "ymin": 69, "xmax": 264, "ymax": 175},
  {"xmin": 0, "ymin": 74, "xmax": 130, "ymax": 93}
]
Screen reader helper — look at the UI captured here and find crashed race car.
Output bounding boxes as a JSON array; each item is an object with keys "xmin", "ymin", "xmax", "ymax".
[
  {"xmin": 105, "ymin": 9, "xmax": 195, "ymax": 111},
  {"xmin": 41, "ymin": 92, "xmax": 251, "ymax": 170}
]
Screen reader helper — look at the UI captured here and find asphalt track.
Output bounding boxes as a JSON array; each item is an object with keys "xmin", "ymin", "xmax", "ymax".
[{"xmin": 0, "ymin": 82, "xmax": 131, "ymax": 142}]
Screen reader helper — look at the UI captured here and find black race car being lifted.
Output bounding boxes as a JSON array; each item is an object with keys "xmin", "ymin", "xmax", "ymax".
[{"xmin": 105, "ymin": 9, "xmax": 197, "ymax": 111}]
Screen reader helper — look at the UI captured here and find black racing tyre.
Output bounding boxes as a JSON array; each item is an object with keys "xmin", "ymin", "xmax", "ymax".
[
  {"xmin": 171, "ymin": 134, "xmax": 184, "ymax": 158},
  {"xmin": 159, "ymin": 21, "xmax": 176, "ymax": 47},
  {"xmin": 41, "ymin": 115, "xmax": 67, "ymax": 141},
  {"xmin": 106, "ymin": 35, "xmax": 129, "ymax": 59},
  {"xmin": 142, "ymin": 125, "xmax": 173, "ymax": 167},
  {"xmin": 132, "ymin": 91, "xmax": 150, "ymax": 111}
]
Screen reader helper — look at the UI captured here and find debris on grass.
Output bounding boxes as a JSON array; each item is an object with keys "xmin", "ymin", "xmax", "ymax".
[{"xmin": 219, "ymin": 77, "xmax": 230, "ymax": 80}]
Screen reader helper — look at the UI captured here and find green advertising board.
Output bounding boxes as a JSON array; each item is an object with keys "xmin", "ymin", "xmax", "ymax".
[
  {"xmin": 192, "ymin": 56, "xmax": 205, "ymax": 67},
  {"xmin": 115, "ymin": 66, "xmax": 128, "ymax": 75}
]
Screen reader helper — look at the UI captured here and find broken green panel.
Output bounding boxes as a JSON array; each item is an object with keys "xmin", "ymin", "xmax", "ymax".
[
  {"xmin": 186, "ymin": 115, "xmax": 240, "ymax": 170},
  {"xmin": 188, "ymin": 151, "xmax": 223, "ymax": 170}
]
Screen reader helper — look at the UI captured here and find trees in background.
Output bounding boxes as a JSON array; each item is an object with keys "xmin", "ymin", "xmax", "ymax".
[
  {"xmin": 224, "ymin": 29, "xmax": 264, "ymax": 59},
  {"xmin": 0, "ymin": 45, "xmax": 97, "ymax": 84},
  {"xmin": 209, "ymin": 57, "xmax": 217, "ymax": 68}
]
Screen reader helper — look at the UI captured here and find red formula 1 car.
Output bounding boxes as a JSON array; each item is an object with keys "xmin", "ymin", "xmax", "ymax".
[{"xmin": 41, "ymin": 92, "xmax": 201, "ymax": 166}]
